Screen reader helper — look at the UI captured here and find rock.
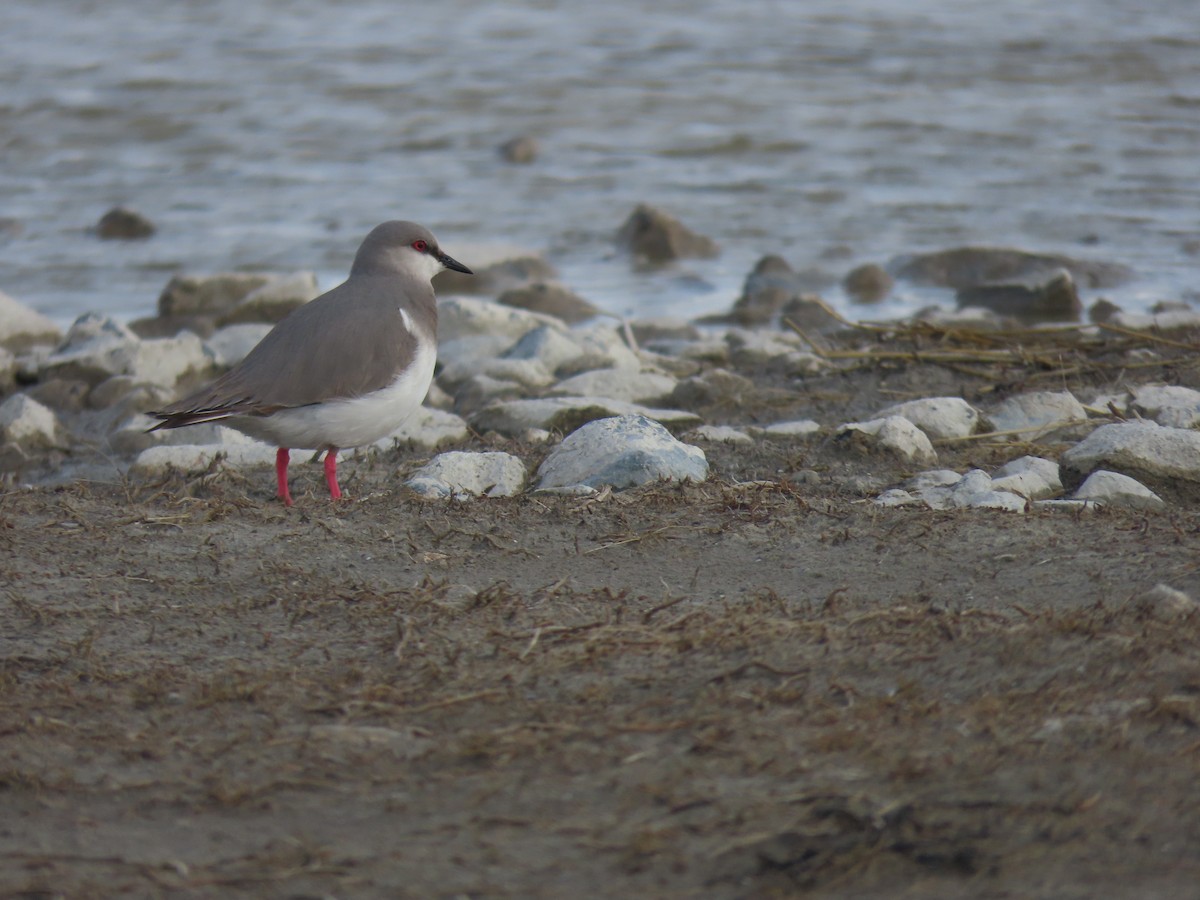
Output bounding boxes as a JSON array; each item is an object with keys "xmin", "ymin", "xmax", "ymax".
[
  {"xmin": 1134, "ymin": 584, "xmax": 1198, "ymax": 621},
  {"xmin": 955, "ymin": 269, "xmax": 1082, "ymax": 323},
  {"xmin": 0, "ymin": 347, "xmax": 14, "ymax": 392},
  {"xmin": 1088, "ymin": 299, "xmax": 1123, "ymax": 323},
  {"xmin": 875, "ymin": 396, "xmax": 979, "ymax": 440},
  {"xmin": 547, "ymin": 369, "xmax": 678, "ymax": 405},
  {"xmin": 452, "ymin": 374, "xmax": 531, "ymax": 416},
  {"xmin": 204, "ymin": 324, "xmax": 274, "ymax": 369},
  {"xmin": 88, "ymin": 376, "xmax": 172, "ymax": 412},
  {"xmin": 1072, "ymin": 470, "xmax": 1164, "ymax": 510},
  {"xmin": 1060, "ymin": 421, "xmax": 1200, "ymax": 498},
  {"xmin": 0, "ymin": 290, "xmax": 62, "ymax": 352},
  {"xmin": 382, "ymin": 407, "xmax": 469, "ymax": 450},
  {"xmin": 669, "ymin": 368, "xmax": 755, "ymax": 410},
  {"xmin": 129, "ymin": 442, "xmax": 277, "ymax": 476},
  {"xmin": 437, "ymin": 296, "xmax": 565, "ymax": 345},
  {"xmin": 108, "ymin": 415, "xmax": 241, "ymax": 457},
  {"xmin": 630, "ymin": 318, "xmax": 702, "ymax": 345},
  {"xmin": 497, "ymin": 282, "xmax": 599, "ymax": 324},
  {"xmin": 0, "ymin": 394, "xmax": 65, "ymax": 452},
  {"xmin": 615, "ymin": 204, "xmax": 718, "ymax": 263},
  {"xmin": 1129, "ymin": 385, "xmax": 1200, "ymax": 429},
  {"xmin": 40, "ymin": 317, "xmax": 211, "ymax": 387},
  {"xmin": 435, "ymin": 246, "xmax": 556, "ymax": 296},
  {"xmin": 127, "ymin": 313, "xmax": 217, "ymax": 340},
  {"xmin": 499, "ymin": 325, "xmax": 589, "ymax": 375},
  {"xmin": 987, "ymin": 390, "xmax": 1087, "ymax": 436},
  {"xmin": 1112, "ymin": 308, "xmax": 1200, "ymax": 331},
  {"xmin": 890, "ymin": 246, "xmax": 1132, "ymax": 290},
  {"xmin": 874, "ymin": 488, "xmax": 920, "ymax": 508},
  {"xmin": 498, "ymin": 135, "xmax": 539, "ymax": 164},
  {"xmin": 842, "ymin": 263, "xmax": 893, "ymax": 303},
  {"xmin": 405, "ymin": 451, "xmax": 526, "ymax": 499},
  {"xmin": 705, "ymin": 255, "xmax": 799, "ymax": 326},
  {"xmin": 990, "ymin": 456, "xmax": 1062, "ymax": 499},
  {"xmin": 95, "ymin": 206, "xmax": 155, "ymax": 240},
  {"xmin": 725, "ymin": 329, "xmax": 825, "ymax": 374},
  {"xmin": 536, "ymin": 415, "xmax": 708, "ymax": 492},
  {"xmin": 836, "ymin": 416, "xmax": 938, "ymax": 466},
  {"xmin": 216, "ymin": 272, "xmax": 319, "ymax": 325},
  {"xmin": 649, "ymin": 338, "xmax": 730, "ymax": 365},
  {"xmin": 685, "ymin": 425, "xmax": 754, "ymax": 445},
  {"xmin": 471, "ymin": 396, "xmax": 701, "ymax": 437},
  {"xmin": 904, "ymin": 469, "xmax": 964, "ymax": 490},
  {"xmin": 555, "ymin": 323, "xmax": 642, "ymax": 374},
  {"xmin": 26, "ymin": 378, "xmax": 90, "ymax": 413},
  {"xmin": 755, "ymin": 419, "xmax": 821, "ymax": 441},
  {"xmin": 157, "ymin": 273, "xmax": 276, "ymax": 318}
]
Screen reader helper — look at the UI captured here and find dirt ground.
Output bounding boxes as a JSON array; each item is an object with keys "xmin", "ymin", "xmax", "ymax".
[{"xmin": 3, "ymin": 324, "xmax": 1200, "ymax": 898}]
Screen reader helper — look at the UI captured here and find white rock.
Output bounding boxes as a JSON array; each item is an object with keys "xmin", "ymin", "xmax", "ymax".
[
  {"xmin": 0, "ymin": 394, "xmax": 64, "ymax": 450},
  {"xmin": 536, "ymin": 415, "xmax": 708, "ymax": 491},
  {"xmin": 904, "ymin": 469, "xmax": 963, "ymax": 490},
  {"xmin": 405, "ymin": 450, "xmax": 526, "ymax": 500},
  {"xmin": 874, "ymin": 488, "xmax": 920, "ymax": 507},
  {"xmin": 129, "ymin": 442, "xmax": 277, "ymax": 476},
  {"xmin": 437, "ymin": 333, "xmax": 518, "ymax": 377},
  {"xmin": 377, "ymin": 407, "xmax": 469, "ymax": 451},
  {"xmin": 502, "ymin": 324, "xmax": 587, "ymax": 372},
  {"xmin": 1033, "ymin": 499, "xmax": 1100, "ymax": 513},
  {"xmin": 437, "ymin": 296, "xmax": 565, "ymax": 344},
  {"xmin": 725, "ymin": 329, "xmax": 825, "ymax": 373},
  {"xmin": 563, "ymin": 323, "xmax": 643, "ymax": 372},
  {"xmin": 685, "ymin": 425, "xmax": 754, "ymax": 445},
  {"xmin": 990, "ymin": 456, "xmax": 1062, "ymax": 499},
  {"xmin": 0, "ymin": 290, "xmax": 62, "ymax": 351},
  {"xmin": 964, "ymin": 491, "xmax": 1028, "ymax": 513},
  {"xmin": 472, "ymin": 396, "xmax": 701, "ymax": 436},
  {"xmin": 1134, "ymin": 584, "xmax": 1197, "ymax": 620},
  {"xmin": 750, "ymin": 419, "xmax": 822, "ymax": 441},
  {"xmin": 108, "ymin": 414, "xmax": 240, "ymax": 456},
  {"xmin": 1111, "ymin": 309, "xmax": 1200, "ymax": 330},
  {"xmin": 987, "ymin": 390, "xmax": 1087, "ymax": 436},
  {"xmin": 950, "ymin": 469, "xmax": 995, "ymax": 507},
  {"xmin": 1061, "ymin": 421, "xmax": 1200, "ymax": 488},
  {"xmin": 548, "ymin": 368, "xmax": 678, "ymax": 404},
  {"xmin": 837, "ymin": 415, "xmax": 937, "ymax": 465},
  {"xmin": 41, "ymin": 315, "xmax": 211, "ymax": 386},
  {"xmin": 1129, "ymin": 385, "xmax": 1200, "ymax": 429},
  {"xmin": 1072, "ymin": 470, "xmax": 1164, "ymax": 510},
  {"xmin": 875, "ymin": 396, "xmax": 979, "ymax": 440},
  {"xmin": 204, "ymin": 323, "xmax": 273, "ymax": 368},
  {"xmin": 218, "ymin": 271, "xmax": 319, "ymax": 325}
]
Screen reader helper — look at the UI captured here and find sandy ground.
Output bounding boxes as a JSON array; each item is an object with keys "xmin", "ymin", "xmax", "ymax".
[{"xmin": 3, "ymin": 327, "xmax": 1200, "ymax": 898}]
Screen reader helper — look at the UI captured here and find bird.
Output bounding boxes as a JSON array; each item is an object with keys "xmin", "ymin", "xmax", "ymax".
[{"xmin": 147, "ymin": 220, "xmax": 472, "ymax": 506}]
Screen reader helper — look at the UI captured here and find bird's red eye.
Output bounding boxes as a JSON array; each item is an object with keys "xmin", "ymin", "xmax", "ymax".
[{"xmin": 412, "ymin": 240, "xmax": 428, "ymax": 252}]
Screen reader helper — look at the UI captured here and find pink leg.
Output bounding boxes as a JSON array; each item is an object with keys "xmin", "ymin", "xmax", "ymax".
[
  {"xmin": 275, "ymin": 447, "xmax": 294, "ymax": 507},
  {"xmin": 323, "ymin": 448, "xmax": 343, "ymax": 501}
]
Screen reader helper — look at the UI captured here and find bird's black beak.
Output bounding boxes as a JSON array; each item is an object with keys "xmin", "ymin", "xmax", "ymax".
[{"xmin": 438, "ymin": 250, "xmax": 472, "ymax": 275}]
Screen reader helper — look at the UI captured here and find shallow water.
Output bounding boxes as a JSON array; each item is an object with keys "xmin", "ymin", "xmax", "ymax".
[{"xmin": 2, "ymin": 0, "xmax": 1197, "ymax": 325}]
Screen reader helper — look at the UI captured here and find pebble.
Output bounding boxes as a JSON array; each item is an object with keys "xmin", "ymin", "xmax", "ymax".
[
  {"xmin": 0, "ymin": 290, "xmax": 62, "ymax": 352},
  {"xmin": 498, "ymin": 135, "xmax": 539, "ymax": 164},
  {"xmin": 1128, "ymin": 385, "xmax": 1200, "ymax": 429},
  {"xmin": 405, "ymin": 451, "xmax": 526, "ymax": 500},
  {"xmin": 203, "ymin": 323, "xmax": 274, "ymax": 369},
  {"xmin": 0, "ymin": 394, "xmax": 64, "ymax": 454},
  {"xmin": 1061, "ymin": 421, "xmax": 1200, "ymax": 495},
  {"xmin": 989, "ymin": 455, "xmax": 1062, "ymax": 499},
  {"xmin": 1134, "ymin": 584, "xmax": 1197, "ymax": 621},
  {"xmin": 754, "ymin": 419, "xmax": 822, "ymax": 441},
  {"xmin": 875, "ymin": 396, "xmax": 979, "ymax": 440},
  {"xmin": 497, "ymin": 282, "xmax": 599, "ymax": 324},
  {"xmin": 470, "ymin": 397, "xmax": 701, "ymax": 437},
  {"xmin": 615, "ymin": 204, "xmax": 718, "ymax": 263},
  {"xmin": 95, "ymin": 206, "xmax": 156, "ymax": 240},
  {"xmin": 129, "ymin": 442, "xmax": 277, "ymax": 476},
  {"xmin": 536, "ymin": 415, "xmax": 708, "ymax": 492},
  {"xmin": 546, "ymin": 369, "xmax": 678, "ymax": 405},
  {"xmin": 842, "ymin": 263, "xmax": 893, "ymax": 303},
  {"xmin": 380, "ymin": 407, "xmax": 470, "ymax": 451},
  {"xmin": 37, "ymin": 315, "xmax": 212, "ymax": 387},
  {"xmin": 434, "ymin": 244, "xmax": 556, "ymax": 296},
  {"xmin": 987, "ymin": 390, "xmax": 1087, "ymax": 435},
  {"xmin": 156, "ymin": 272, "xmax": 277, "ymax": 318},
  {"xmin": 836, "ymin": 415, "xmax": 938, "ymax": 466},
  {"xmin": 216, "ymin": 271, "xmax": 319, "ymax": 325},
  {"xmin": 1072, "ymin": 470, "xmax": 1164, "ymax": 510},
  {"xmin": 437, "ymin": 296, "xmax": 566, "ymax": 345}
]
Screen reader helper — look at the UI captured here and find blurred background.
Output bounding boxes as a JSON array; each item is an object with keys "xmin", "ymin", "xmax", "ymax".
[{"xmin": 1, "ymin": 0, "xmax": 1197, "ymax": 324}]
